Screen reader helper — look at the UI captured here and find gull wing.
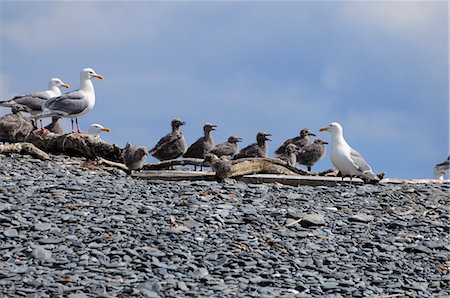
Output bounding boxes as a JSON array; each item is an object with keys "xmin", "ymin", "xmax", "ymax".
[
  {"xmin": 43, "ymin": 90, "xmax": 88, "ymax": 115},
  {"xmin": 349, "ymin": 148, "xmax": 373, "ymax": 173},
  {"xmin": 150, "ymin": 132, "xmax": 182, "ymax": 153}
]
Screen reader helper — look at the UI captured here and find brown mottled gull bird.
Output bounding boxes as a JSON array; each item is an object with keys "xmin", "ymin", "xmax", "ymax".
[
  {"xmin": 0, "ymin": 106, "xmax": 34, "ymax": 142},
  {"xmin": 297, "ymin": 138, "xmax": 328, "ymax": 171},
  {"xmin": 43, "ymin": 116, "xmax": 63, "ymax": 134},
  {"xmin": 149, "ymin": 118, "xmax": 187, "ymax": 161},
  {"xmin": 209, "ymin": 136, "xmax": 242, "ymax": 159},
  {"xmin": 234, "ymin": 132, "xmax": 271, "ymax": 159},
  {"xmin": 35, "ymin": 68, "xmax": 103, "ymax": 133},
  {"xmin": 204, "ymin": 153, "xmax": 232, "ymax": 180},
  {"xmin": 123, "ymin": 143, "xmax": 148, "ymax": 170},
  {"xmin": 320, "ymin": 122, "xmax": 379, "ymax": 183},
  {"xmin": 183, "ymin": 123, "xmax": 217, "ymax": 159},
  {"xmin": 276, "ymin": 143, "xmax": 298, "ymax": 166},
  {"xmin": 275, "ymin": 128, "xmax": 315, "ymax": 155}
]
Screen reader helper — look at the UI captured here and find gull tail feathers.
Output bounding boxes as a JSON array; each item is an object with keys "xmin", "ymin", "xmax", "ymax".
[{"xmin": 362, "ymin": 170, "xmax": 380, "ymax": 182}]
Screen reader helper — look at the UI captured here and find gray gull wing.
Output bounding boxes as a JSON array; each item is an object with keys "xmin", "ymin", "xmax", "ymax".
[
  {"xmin": 42, "ymin": 90, "xmax": 88, "ymax": 116},
  {"xmin": 349, "ymin": 148, "xmax": 378, "ymax": 180},
  {"xmin": 1, "ymin": 92, "xmax": 50, "ymax": 112},
  {"xmin": 149, "ymin": 132, "xmax": 180, "ymax": 153}
]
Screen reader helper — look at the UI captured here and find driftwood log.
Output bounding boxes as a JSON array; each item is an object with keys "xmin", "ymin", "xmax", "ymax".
[
  {"xmin": 26, "ymin": 132, "xmax": 123, "ymax": 162},
  {"xmin": 0, "ymin": 112, "xmax": 334, "ymax": 180},
  {"xmin": 0, "ymin": 143, "xmax": 50, "ymax": 160}
]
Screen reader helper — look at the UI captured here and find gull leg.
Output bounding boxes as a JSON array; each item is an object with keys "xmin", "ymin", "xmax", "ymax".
[
  {"xmin": 76, "ymin": 118, "xmax": 81, "ymax": 133},
  {"xmin": 71, "ymin": 119, "xmax": 75, "ymax": 133}
]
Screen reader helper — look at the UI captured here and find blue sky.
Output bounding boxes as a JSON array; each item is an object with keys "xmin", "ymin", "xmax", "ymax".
[{"xmin": 1, "ymin": 1, "xmax": 448, "ymax": 179}]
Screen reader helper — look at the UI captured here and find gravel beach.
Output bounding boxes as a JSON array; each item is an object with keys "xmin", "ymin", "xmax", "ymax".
[{"xmin": 0, "ymin": 154, "xmax": 449, "ymax": 297}]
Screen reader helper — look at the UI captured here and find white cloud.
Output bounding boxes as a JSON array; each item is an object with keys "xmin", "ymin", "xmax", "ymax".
[{"xmin": 335, "ymin": 1, "xmax": 446, "ymax": 42}]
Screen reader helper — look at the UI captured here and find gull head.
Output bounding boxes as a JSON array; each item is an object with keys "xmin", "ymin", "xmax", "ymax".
[
  {"xmin": 204, "ymin": 153, "xmax": 220, "ymax": 164},
  {"xmin": 171, "ymin": 118, "xmax": 186, "ymax": 129},
  {"xmin": 320, "ymin": 122, "xmax": 343, "ymax": 135},
  {"xmin": 285, "ymin": 143, "xmax": 299, "ymax": 154},
  {"xmin": 257, "ymin": 132, "xmax": 272, "ymax": 142},
  {"xmin": 88, "ymin": 123, "xmax": 111, "ymax": 138},
  {"xmin": 49, "ymin": 78, "xmax": 70, "ymax": 89},
  {"xmin": 300, "ymin": 128, "xmax": 316, "ymax": 138},
  {"xmin": 204, "ymin": 123, "xmax": 217, "ymax": 132},
  {"xmin": 81, "ymin": 68, "xmax": 104, "ymax": 80},
  {"xmin": 228, "ymin": 136, "xmax": 243, "ymax": 143},
  {"xmin": 313, "ymin": 138, "xmax": 329, "ymax": 145}
]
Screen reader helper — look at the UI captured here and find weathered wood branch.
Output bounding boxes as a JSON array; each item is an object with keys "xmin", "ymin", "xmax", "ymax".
[
  {"xmin": 230, "ymin": 157, "xmax": 311, "ymax": 176},
  {"xmin": 25, "ymin": 131, "xmax": 123, "ymax": 162},
  {"xmin": 97, "ymin": 157, "xmax": 130, "ymax": 172},
  {"xmin": 0, "ymin": 143, "xmax": 50, "ymax": 160},
  {"xmin": 141, "ymin": 158, "xmax": 206, "ymax": 170}
]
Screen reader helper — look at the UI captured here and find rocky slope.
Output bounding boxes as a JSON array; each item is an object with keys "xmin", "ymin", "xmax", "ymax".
[{"xmin": 0, "ymin": 154, "xmax": 449, "ymax": 297}]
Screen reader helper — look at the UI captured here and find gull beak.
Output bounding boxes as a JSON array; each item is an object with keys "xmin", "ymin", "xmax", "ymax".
[
  {"xmin": 319, "ymin": 127, "xmax": 328, "ymax": 132},
  {"xmin": 265, "ymin": 133, "xmax": 272, "ymax": 141},
  {"xmin": 94, "ymin": 74, "xmax": 104, "ymax": 80},
  {"xmin": 101, "ymin": 127, "xmax": 111, "ymax": 132},
  {"xmin": 62, "ymin": 84, "xmax": 70, "ymax": 89},
  {"xmin": 181, "ymin": 121, "xmax": 186, "ymax": 125},
  {"xmin": 211, "ymin": 125, "xmax": 217, "ymax": 130},
  {"xmin": 310, "ymin": 133, "xmax": 316, "ymax": 136},
  {"xmin": 237, "ymin": 137, "xmax": 243, "ymax": 142},
  {"xmin": 323, "ymin": 141, "xmax": 329, "ymax": 145}
]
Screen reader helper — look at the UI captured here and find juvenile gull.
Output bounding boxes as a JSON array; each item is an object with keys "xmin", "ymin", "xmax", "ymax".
[
  {"xmin": 1, "ymin": 78, "xmax": 70, "ymax": 128},
  {"xmin": 434, "ymin": 156, "xmax": 449, "ymax": 179},
  {"xmin": 123, "ymin": 143, "xmax": 148, "ymax": 170},
  {"xmin": 276, "ymin": 143, "xmax": 298, "ymax": 166},
  {"xmin": 35, "ymin": 68, "xmax": 103, "ymax": 133},
  {"xmin": 149, "ymin": 118, "xmax": 187, "ymax": 161},
  {"xmin": 204, "ymin": 153, "xmax": 232, "ymax": 180},
  {"xmin": 0, "ymin": 106, "xmax": 34, "ymax": 142},
  {"xmin": 209, "ymin": 136, "xmax": 242, "ymax": 159},
  {"xmin": 44, "ymin": 117, "xmax": 63, "ymax": 134},
  {"xmin": 320, "ymin": 122, "xmax": 379, "ymax": 182},
  {"xmin": 234, "ymin": 132, "xmax": 271, "ymax": 159},
  {"xmin": 183, "ymin": 123, "xmax": 217, "ymax": 159},
  {"xmin": 88, "ymin": 123, "xmax": 111, "ymax": 138},
  {"xmin": 275, "ymin": 128, "xmax": 315, "ymax": 155},
  {"xmin": 297, "ymin": 138, "xmax": 328, "ymax": 171}
]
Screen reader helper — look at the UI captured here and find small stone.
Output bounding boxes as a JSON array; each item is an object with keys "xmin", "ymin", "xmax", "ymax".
[
  {"xmin": 322, "ymin": 281, "xmax": 339, "ymax": 290},
  {"xmin": 3, "ymin": 228, "xmax": 18, "ymax": 237},
  {"xmin": 301, "ymin": 214, "xmax": 326, "ymax": 227},
  {"xmin": 348, "ymin": 214, "xmax": 374, "ymax": 223},
  {"xmin": 177, "ymin": 281, "xmax": 189, "ymax": 291},
  {"xmin": 68, "ymin": 294, "xmax": 88, "ymax": 298},
  {"xmin": 31, "ymin": 246, "xmax": 53, "ymax": 261},
  {"xmin": 191, "ymin": 267, "xmax": 209, "ymax": 279},
  {"xmin": 405, "ymin": 245, "xmax": 432, "ymax": 254},
  {"xmin": 34, "ymin": 222, "xmax": 52, "ymax": 231}
]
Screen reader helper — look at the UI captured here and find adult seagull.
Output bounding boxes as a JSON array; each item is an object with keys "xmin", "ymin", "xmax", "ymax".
[
  {"xmin": 0, "ymin": 78, "xmax": 70, "ymax": 128},
  {"xmin": 320, "ymin": 122, "xmax": 379, "ymax": 183},
  {"xmin": 35, "ymin": 68, "xmax": 103, "ymax": 133}
]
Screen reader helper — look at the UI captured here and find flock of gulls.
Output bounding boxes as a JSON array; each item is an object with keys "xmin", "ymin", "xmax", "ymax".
[{"xmin": 1, "ymin": 67, "xmax": 448, "ymax": 181}]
